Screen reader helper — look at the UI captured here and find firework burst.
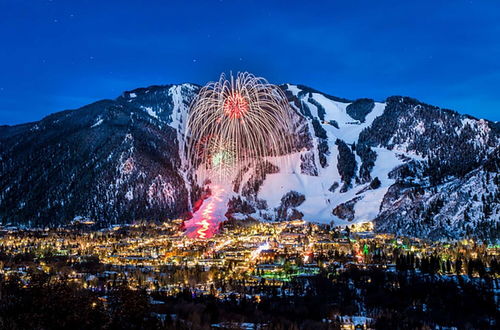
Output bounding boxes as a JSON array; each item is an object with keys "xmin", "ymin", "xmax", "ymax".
[{"xmin": 186, "ymin": 72, "xmax": 293, "ymax": 182}]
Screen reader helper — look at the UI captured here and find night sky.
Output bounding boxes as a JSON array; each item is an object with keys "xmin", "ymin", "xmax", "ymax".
[{"xmin": 1, "ymin": 0, "xmax": 499, "ymax": 125}]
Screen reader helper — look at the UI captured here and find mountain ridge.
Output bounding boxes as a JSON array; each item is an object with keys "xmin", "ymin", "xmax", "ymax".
[{"xmin": 1, "ymin": 83, "xmax": 498, "ymax": 240}]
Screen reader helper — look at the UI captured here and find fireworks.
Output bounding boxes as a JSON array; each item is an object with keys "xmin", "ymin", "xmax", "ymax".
[
  {"xmin": 186, "ymin": 72, "xmax": 293, "ymax": 182},
  {"xmin": 184, "ymin": 185, "xmax": 227, "ymax": 239}
]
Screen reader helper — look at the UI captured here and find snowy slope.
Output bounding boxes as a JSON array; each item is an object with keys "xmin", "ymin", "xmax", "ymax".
[
  {"xmin": 221, "ymin": 85, "xmax": 499, "ymax": 239},
  {"xmin": 1, "ymin": 82, "xmax": 498, "ymax": 239},
  {"xmin": 246, "ymin": 85, "xmax": 404, "ymax": 226}
]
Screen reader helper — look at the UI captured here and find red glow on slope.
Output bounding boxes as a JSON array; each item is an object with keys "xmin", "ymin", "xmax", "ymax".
[
  {"xmin": 184, "ymin": 185, "xmax": 226, "ymax": 239},
  {"xmin": 223, "ymin": 92, "xmax": 249, "ymax": 119},
  {"xmin": 196, "ymin": 219, "xmax": 210, "ymax": 239}
]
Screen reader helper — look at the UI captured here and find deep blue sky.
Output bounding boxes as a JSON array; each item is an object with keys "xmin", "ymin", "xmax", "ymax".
[{"xmin": 1, "ymin": 0, "xmax": 499, "ymax": 125}]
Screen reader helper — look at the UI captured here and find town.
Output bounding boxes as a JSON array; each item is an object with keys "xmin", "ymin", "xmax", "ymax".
[{"xmin": 0, "ymin": 219, "xmax": 499, "ymax": 328}]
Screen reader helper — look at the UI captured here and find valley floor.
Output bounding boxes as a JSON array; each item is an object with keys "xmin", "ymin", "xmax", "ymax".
[{"xmin": 0, "ymin": 220, "xmax": 499, "ymax": 328}]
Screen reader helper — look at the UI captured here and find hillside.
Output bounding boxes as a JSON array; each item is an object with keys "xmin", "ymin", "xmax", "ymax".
[{"xmin": 1, "ymin": 83, "xmax": 498, "ymax": 239}]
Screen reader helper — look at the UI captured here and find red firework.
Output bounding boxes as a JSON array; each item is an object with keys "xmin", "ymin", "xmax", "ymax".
[{"xmin": 223, "ymin": 91, "xmax": 249, "ymax": 119}]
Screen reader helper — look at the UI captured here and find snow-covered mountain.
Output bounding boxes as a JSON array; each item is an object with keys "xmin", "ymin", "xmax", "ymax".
[{"xmin": 0, "ymin": 83, "xmax": 498, "ymax": 240}]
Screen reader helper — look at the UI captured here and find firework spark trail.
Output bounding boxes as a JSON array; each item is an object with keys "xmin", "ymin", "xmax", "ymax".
[
  {"xmin": 184, "ymin": 72, "xmax": 295, "ymax": 238},
  {"xmin": 195, "ymin": 219, "xmax": 210, "ymax": 239},
  {"xmin": 184, "ymin": 185, "xmax": 227, "ymax": 239},
  {"xmin": 185, "ymin": 72, "xmax": 294, "ymax": 183}
]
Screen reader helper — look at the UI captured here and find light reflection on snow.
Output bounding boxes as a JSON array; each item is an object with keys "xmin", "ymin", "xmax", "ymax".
[
  {"xmin": 184, "ymin": 185, "xmax": 226, "ymax": 239},
  {"xmin": 250, "ymin": 241, "xmax": 270, "ymax": 260}
]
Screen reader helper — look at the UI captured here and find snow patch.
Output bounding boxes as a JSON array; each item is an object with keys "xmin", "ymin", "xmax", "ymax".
[
  {"xmin": 91, "ymin": 117, "xmax": 103, "ymax": 128},
  {"xmin": 142, "ymin": 106, "xmax": 158, "ymax": 119},
  {"xmin": 125, "ymin": 188, "xmax": 133, "ymax": 200}
]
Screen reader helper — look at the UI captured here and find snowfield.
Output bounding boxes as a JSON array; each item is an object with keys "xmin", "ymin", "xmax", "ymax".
[
  {"xmin": 187, "ymin": 83, "xmax": 498, "ymax": 233},
  {"xmin": 2, "ymin": 81, "xmax": 497, "ymax": 239},
  {"xmin": 191, "ymin": 84, "xmax": 406, "ymax": 226}
]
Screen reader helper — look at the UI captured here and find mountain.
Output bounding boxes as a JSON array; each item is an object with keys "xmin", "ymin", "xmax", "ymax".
[
  {"xmin": 1, "ymin": 83, "xmax": 498, "ymax": 240},
  {"xmin": 0, "ymin": 85, "xmax": 197, "ymax": 227}
]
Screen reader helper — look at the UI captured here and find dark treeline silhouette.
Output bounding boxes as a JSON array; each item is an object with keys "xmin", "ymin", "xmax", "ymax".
[
  {"xmin": 394, "ymin": 251, "xmax": 500, "ymax": 278},
  {"xmin": 1, "ymin": 266, "xmax": 498, "ymax": 329}
]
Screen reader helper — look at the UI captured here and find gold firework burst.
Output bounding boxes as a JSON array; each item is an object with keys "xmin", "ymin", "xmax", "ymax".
[{"xmin": 186, "ymin": 72, "xmax": 293, "ymax": 182}]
